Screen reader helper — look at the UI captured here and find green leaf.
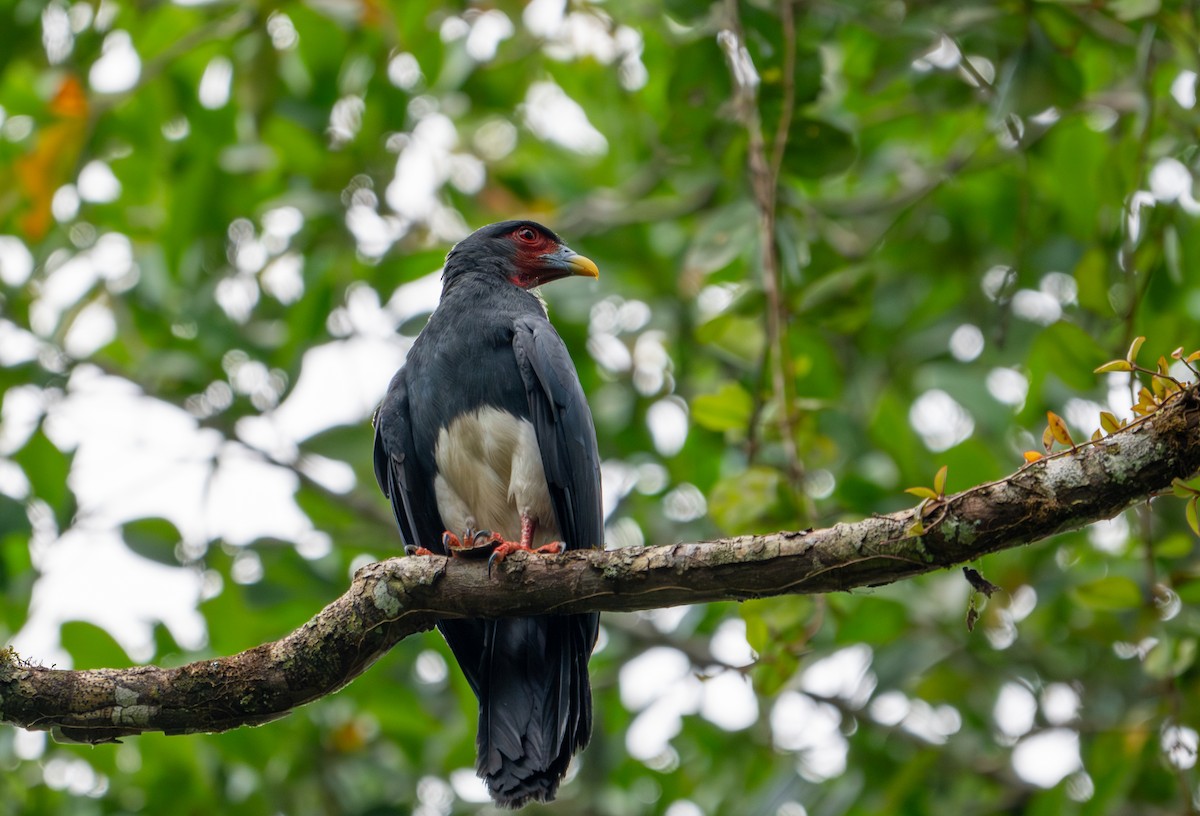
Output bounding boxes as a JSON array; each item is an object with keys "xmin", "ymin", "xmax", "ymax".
[
  {"xmin": 1143, "ymin": 636, "xmax": 1196, "ymax": 680},
  {"xmin": 664, "ymin": 0, "xmax": 716, "ymax": 23},
  {"xmin": 835, "ymin": 598, "xmax": 909, "ymax": 645},
  {"xmin": 742, "ymin": 4, "xmax": 824, "ymax": 116},
  {"xmin": 61, "ymin": 621, "xmax": 135, "ymax": 668},
  {"xmin": 682, "ymin": 201, "xmax": 758, "ymax": 277},
  {"xmin": 691, "ymin": 381, "xmax": 755, "ymax": 432},
  {"xmin": 781, "ymin": 119, "xmax": 856, "ymax": 179},
  {"xmin": 742, "ymin": 608, "xmax": 770, "ymax": 655},
  {"xmin": 695, "ymin": 313, "xmax": 768, "ymax": 363},
  {"xmin": 1029, "ymin": 322, "xmax": 1106, "ymax": 394},
  {"xmin": 1002, "ymin": 22, "xmax": 1084, "ymax": 116},
  {"xmin": 1074, "ymin": 248, "xmax": 1111, "ymax": 315},
  {"xmin": 123, "ymin": 517, "xmax": 184, "ymax": 566},
  {"xmin": 1188, "ymin": 496, "xmax": 1199, "ymax": 537},
  {"xmin": 1154, "ymin": 533, "xmax": 1193, "ymax": 559},
  {"xmin": 11, "ymin": 429, "xmax": 72, "ymax": 525},
  {"xmin": 1071, "ymin": 576, "xmax": 1142, "ymax": 610}
]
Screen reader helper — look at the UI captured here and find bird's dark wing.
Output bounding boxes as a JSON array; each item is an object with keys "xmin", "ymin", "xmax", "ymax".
[
  {"xmin": 374, "ymin": 369, "xmax": 490, "ymax": 699},
  {"xmin": 373, "ymin": 370, "xmax": 443, "ymax": 555},
  {"xmin": 511, "ymin": 314, "xmax": 603, "ymax": 553}
]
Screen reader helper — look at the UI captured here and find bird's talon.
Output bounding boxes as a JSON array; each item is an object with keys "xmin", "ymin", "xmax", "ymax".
[
  {"xmin": 472, "ymin": 529, "xmax": 497, "ymax": 547},
  {"xmin": 446, "ymin": 528, "xmax": 504, "ymax": 559},
  {"xmin": 487, "ymin": 540, "xmax": 563, "ymax": 577}
]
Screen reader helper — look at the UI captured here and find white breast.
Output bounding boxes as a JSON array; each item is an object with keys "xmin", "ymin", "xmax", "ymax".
[{"xmin": 433, "ymin": 406, "xmax": 559, "ymax": 546}]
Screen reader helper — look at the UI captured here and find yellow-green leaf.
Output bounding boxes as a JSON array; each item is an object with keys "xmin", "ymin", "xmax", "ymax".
[
  {"xmin": 905, "ymin": 486, "xmax": 939, "ymax": 501},
  {"xmin": 1095, "ymin": 359, "xmax": 1133, "ymax": 374},
  {"xmin": 1156, "ymin": 533, "xmax": 1194, "ymax": 558},
  {"xmin": 1100, "ymin": 411, "xmax": 1121, "ymax": 434},
  {"xmin": 1188, "ymin": 497, "xmax": 1199, "ymax": 537},
  {"xmin": 691, "ymin": 381, "xmax": 754, "ymax": 432},
  {"xmin": 933, "ymin": 465, "xmax": 948, "ymax": 497},
  {"xmin": 1127, "ymin": 335, "xmax": 1145, "ymax": 364}
]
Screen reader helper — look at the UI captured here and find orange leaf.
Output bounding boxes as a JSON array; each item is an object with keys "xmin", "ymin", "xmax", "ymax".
[
  {"xmin": 1023, "ymin": 451, "xmax": 1043, "ymax": 463},
  {"xmin": 1046, "ymin": 411, "xmax": 1074, "ymax": 447},
  {"xmin": 49, "ymin": 74, "xmax": 88, "ymax": 118},
  {"xmin": 14, "ymin": 74, "xmax": 90, "ymax": 240}
]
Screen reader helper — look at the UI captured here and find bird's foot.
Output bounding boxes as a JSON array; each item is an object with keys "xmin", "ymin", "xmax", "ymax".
[
  {"xmin": 487, "ymin": 540, "xmax": 563, "ymax": 576},
  {"xmin": 443, "ymin": 528, "xmax": 504, "ymax": 559},
  {"xmin": 404, "ymin": 545, "xmax": 437, "ymax": 557}
]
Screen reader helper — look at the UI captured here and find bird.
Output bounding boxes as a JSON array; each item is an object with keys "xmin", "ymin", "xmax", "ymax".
[{"xmin": 372, "ymin": 220, "xmax": 603, "ymax": 808}]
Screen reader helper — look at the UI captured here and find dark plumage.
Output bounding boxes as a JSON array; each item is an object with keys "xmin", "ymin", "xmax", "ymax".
[{"xmin": 373, "ymin": 221, "xmax": 602, "ymax": 808}]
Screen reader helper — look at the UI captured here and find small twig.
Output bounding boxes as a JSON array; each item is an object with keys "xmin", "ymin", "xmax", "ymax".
[{"xmin": 720, "ymin": 0, "xmax": 810, "ymax": 515}]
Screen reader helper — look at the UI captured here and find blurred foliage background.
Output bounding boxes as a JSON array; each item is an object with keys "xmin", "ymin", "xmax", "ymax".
[{"xmin": 2, "ymin": 0, "xmax": 1200, "ymax": 814}]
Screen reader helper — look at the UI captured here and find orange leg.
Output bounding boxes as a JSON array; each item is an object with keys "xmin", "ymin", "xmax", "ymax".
[{"xmin": 487, "ymin": 514, "xmax": 563, "ymax": 575}]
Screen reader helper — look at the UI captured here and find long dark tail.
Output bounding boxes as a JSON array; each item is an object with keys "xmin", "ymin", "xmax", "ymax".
[{"xmin": 440, "ymin": 613, "xmax": 597, "ymax": 808}]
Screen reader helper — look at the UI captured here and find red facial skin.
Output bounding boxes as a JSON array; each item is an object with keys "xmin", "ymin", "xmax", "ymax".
[{"xmin": 508, "ymin": 226, "xmax": 559, "ymax": 288}]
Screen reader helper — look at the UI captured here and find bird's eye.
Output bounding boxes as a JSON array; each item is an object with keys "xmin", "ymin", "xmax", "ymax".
[{"xmin": 515, "ymin": 228, "xmax": 538, "ymax": 243}]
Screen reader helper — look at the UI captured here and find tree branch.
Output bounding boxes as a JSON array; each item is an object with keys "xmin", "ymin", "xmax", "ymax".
[{"xmin": 3, "ymin": 387, "xmax": 1198, "ymax": 743}]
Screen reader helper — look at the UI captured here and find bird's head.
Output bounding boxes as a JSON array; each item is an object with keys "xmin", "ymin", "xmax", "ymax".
[{"xmin": 444, "ymin": 220, "xmax": 600, "ymax": 290}]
